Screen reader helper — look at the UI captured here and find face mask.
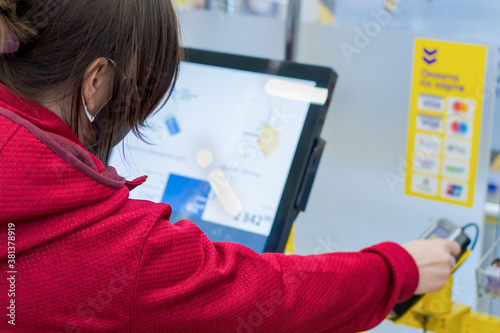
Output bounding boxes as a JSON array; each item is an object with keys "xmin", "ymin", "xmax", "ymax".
[{"xmin": 82, "ymin": 93, "xmax": 131, "ymax": 151}]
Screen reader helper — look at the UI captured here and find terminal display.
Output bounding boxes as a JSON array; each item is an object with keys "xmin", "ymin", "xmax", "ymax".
[{"xmin": 109, "ymin": 49, "xmax": 336, "ymax": 253}]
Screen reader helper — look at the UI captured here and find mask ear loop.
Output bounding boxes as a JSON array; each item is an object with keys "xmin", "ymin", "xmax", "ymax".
[
  {"xmin": 82, "ymin": 91, "xmax": 112, "ymax": 123},
  {"xmin": 82, "ymin": 93, "xmax": 96, "ymax": 123},
  {"xmin": 82, "ymin": 58, "xmax": 118, "ymax": 123},
  {"xmin": 82, "ymin": 58, "xmax": 124, "ymax": 156}
]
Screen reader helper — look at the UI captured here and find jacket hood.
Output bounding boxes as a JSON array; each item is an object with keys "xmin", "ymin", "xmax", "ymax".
[{"xmin": 0, "ymin": 84, "xmax": 130, "ymax": 259}]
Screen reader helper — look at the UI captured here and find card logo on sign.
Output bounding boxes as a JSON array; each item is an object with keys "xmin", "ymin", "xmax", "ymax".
[
  {"xmin": 411, "ymin": 174, "xmax": 438, "ymax": 196},
  {"xmin": 451, "ymin": 121, "xmax": 468, "ymax": 134},
  {"xmin": 448, "ymin": 97, "xmax": 475, "ymax": 118},
  {"xmin": 442, "ymin": 159, "xmax": 470, "ymax": 181},
  {"xmin": 446, "ymin": 165, "xmax": 465, "ymax": 174},
  {"xmin": 413, "ymin": 155, "xmax": 440, "ymax": 175},
  {"xmin": 416, "ymin": 114, "xmax": 443, "ymax": 132},
  {"xmin": 447, "ymin": 184, "xmax": 463, "ymax": 197},
  {"xmin": 440, "ymin": 180, "xmax": 468, "ymax": 202},
  {"xmin": 417, "ymin": 94, "xmax": 444, "ymax": 113},
  {"xmin": 444, "ymin": 140, "xmax": 471, "ymax": 161},
  {"xmin": 414, "ymin": 133, "xmax": 442, "ymax": 156},
  {"xmin": 446, "ymin": 118, "xmax": 473, "ymax": 140}
]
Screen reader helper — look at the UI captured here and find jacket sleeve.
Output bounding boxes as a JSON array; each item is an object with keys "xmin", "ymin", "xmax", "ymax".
[{"xmin": 130, "ymin": 218, "xmax": 419, "ymax": 333}]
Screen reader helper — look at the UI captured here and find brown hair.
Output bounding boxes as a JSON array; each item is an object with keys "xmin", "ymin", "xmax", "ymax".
[{"xmin": 0, "ymin": 0, "xmax": 182, "ymax": 165}]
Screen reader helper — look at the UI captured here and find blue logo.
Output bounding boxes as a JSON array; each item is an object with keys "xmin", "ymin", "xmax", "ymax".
[
  {"xmin": 166, "ymin": 116, "xmax": 181, "ymax": 136},
  {"xmin": 423, "ymin": 48, "xmax": 437, "ymax": 65},
  {"xmin": 162, "ymin": 174, "xmax": 211, "ymax": 218}
]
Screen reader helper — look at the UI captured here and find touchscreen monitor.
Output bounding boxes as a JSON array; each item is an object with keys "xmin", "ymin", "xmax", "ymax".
[{"xmin": 109, "ymin": 49, "xmax": 337, "ymax": 253}]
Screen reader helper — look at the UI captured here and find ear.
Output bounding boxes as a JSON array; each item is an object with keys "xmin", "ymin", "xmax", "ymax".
[{"xmin": 82, "ymin": 58, "xmax": 112, "ymax": 115}]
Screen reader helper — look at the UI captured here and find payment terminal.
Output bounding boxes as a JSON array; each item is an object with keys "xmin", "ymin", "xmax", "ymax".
[{"xmin": 388, "ymin": 218, "xmax": 472, "ymax": 320}]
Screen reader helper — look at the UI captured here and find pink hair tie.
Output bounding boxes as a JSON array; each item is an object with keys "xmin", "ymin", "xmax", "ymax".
[{"xmin": 1, "ymin": 30, "xmax": 20, "ymax": 54}]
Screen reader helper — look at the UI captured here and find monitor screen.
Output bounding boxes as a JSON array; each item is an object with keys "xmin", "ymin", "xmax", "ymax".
[
  {"xmin": 426, "ymin": 226, "xmax": 450, "ymax": 239},
  {"xmin": 109, "ymin": 60, "xmax": 319, "ymax": 253}
]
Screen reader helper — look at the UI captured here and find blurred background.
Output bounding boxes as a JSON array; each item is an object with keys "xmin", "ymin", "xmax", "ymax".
[{"xmin": 173, "ymin": 0, "xmax": 500, "ymax": 150}]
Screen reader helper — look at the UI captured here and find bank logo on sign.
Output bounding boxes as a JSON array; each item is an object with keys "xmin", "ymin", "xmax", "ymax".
[{"xmin": 423, "ymin": 48, "xmax": 438, "ymax": 65}]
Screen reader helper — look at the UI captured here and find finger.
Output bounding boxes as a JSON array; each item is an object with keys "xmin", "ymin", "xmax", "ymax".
[
  {"xmin": 449, "ymin": 256, "xmax": 457, "ymax": 270},
  {"xmin": 447, "ymin": 240, "xmax": 461, "ymax": 256}
]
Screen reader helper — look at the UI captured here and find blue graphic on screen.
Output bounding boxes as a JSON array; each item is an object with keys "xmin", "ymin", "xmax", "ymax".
[
  {"xmin": 166, "ymin": 117, "xmax": 181, "ymax": 136},
  {"xmin": 162, "ymin": 174, "xmax": 268, "ymax": 252},
  {"xmin": 161, "ymin": 174, "xmax": 211, "ymax": 218}
]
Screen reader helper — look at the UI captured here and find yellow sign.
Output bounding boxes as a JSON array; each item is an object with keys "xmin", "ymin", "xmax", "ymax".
[{"xmin": 405, "ymin": 39, "xmax": 487, "ymax": 207}]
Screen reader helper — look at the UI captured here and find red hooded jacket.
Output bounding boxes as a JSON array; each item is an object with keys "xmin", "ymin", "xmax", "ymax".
[{"xmin": 0, "ymin": 84, "xmax": 418, "ymax": 333}]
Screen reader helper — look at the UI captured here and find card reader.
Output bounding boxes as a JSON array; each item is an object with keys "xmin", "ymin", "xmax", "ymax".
[{"xmin": 388, "ymin": 218, "xmax": 471, "ymax": 320}]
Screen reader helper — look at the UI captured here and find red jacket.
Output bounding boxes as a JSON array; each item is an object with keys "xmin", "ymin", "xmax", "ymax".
[{"xmin": 0, "ymin": 84, "xmax": 418, "ymax": 333}]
